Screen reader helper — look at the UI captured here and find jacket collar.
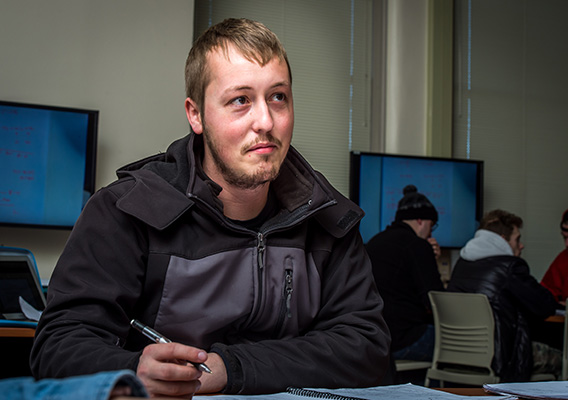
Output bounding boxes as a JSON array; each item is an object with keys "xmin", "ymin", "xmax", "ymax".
[
  {"xmin": 460, "ymin": 229, "xmax": 514, "ymax": 261},
  {"xmin": 115, "ymin": 133, "xmax": 363, "ymax": 236}
]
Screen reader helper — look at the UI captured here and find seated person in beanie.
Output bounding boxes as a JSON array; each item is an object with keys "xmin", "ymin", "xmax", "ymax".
[
  {"xmin": 541, "ymin": 209, "xmax": 568, "ymax": 305},
  {"xmin": 366, "ymin": 185, "xmax": 444, "ymax": 362},
  {"xmin": 448, "ymin": 209, "xmax": 560, "ymax": 381}
]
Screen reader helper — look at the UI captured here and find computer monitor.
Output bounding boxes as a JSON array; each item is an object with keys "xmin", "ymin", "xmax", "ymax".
[
  {"xmin": 0, "ymin": 247, "xmax": 46, "ymax": 321},
  {"xmin": 350, "ymin": 151, "xmax": 484, "ymax": 249},
  {"xmin": 0, "ymin": 100, "xmax": 98, "ymax": 229}
]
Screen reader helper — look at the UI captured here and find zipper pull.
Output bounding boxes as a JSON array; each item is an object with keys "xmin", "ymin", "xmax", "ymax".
[
  {"xmin": 257, "ymin": 232, "xmax": 265, "ymax": 270},
  {"xmin": 285, "ymin": 268, "xmax": 293, "ymax": 318}
]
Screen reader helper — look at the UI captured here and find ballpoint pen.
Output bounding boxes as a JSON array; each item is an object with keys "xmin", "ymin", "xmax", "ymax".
[{"xmin": 130, "ymin": 319, "xmax": 212, "ymax": 374}]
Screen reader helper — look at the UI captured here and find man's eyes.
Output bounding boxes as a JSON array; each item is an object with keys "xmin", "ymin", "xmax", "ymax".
[
  {"xmin": 230, "ymin": 96, "xmax": 248, "ymax": 106},
  {"xmin": 271, "ymin": 93, "xmax": 286, "ymax": 102},
  {"xmin": 229, "ymin": 94, "xmax": 286, "ymax": 106}
]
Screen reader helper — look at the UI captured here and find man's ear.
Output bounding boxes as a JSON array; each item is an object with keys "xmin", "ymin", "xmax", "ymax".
[{"xmin": 185, "ymin": 98, "xmax": 203, "ymax": 134}]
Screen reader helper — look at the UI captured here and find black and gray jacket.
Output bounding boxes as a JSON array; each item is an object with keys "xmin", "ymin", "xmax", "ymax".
[
  {"xmin": 448, "ymin": 229, "xmax": 557, "ymax": 381},
  {"xmin": 31, "ymin": 133, "xmax": 390, "ymax": 394}
]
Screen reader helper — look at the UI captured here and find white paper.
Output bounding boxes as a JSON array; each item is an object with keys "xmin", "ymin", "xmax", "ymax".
[
  {"xmin": 484, "ymin": 381, "xmax": 568, "ymax": 399},
  {"xmin": 19, "ymin": 296, "xmax": 42, "ymax": 322},
  {"xmin": 194, "ymin": 383, "xmax": 514, "ymax": 400}
]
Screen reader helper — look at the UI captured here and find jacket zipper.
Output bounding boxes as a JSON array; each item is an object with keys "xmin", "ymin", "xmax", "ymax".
[
  {"xmin": 251, "ymin": 232, "xmax": 265, "ymax": 319},
  {"xmin": 257, "ymin": 232, "xmax": 265, "ymax": 270},
  {"xmin": 284, "ymin": 268, "xmax": 293, "ymax": 318}
]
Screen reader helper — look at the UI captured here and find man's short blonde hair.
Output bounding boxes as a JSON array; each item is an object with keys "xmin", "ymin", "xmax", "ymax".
[{"xmin": 184, "ymin": 18, "xmax": 291, "ymax": 114}]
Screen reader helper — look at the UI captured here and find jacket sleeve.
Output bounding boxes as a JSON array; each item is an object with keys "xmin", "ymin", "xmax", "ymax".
[
  {"xmin": 211, "ymin": 229, "xmax": 391, "ymax": 394},
  {"xmin": 409, "ymin": 239, "xmax": 445, "ymax": 312},
  {"xmin": 506, "ymin": 259, "xmax": 558, "ymax": 319},
  {"xmin": 30, "ymin": 183, "xmax": 148, "ymax": 378},
  {"xmin": 0, "ymin": 370, "xmax": 148, "ymax": 400}
]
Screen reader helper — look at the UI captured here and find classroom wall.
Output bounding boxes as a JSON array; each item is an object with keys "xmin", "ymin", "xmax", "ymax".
[
  {"xmin": 384, "ymin": 0, "xmax": 429, "ymax": 156},
  {"xmin": 453, "ymin": 0, "xmax": 568, "ymax": 280},
  {"xmin": 0, "ymin": 0, "xmax": 194, "ymax": 279}
]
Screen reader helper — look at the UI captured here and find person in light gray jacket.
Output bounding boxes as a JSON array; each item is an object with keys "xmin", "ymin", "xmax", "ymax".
[{"xmin": 448, "ymin": 209, "xmax": 560, "ymax": 381}]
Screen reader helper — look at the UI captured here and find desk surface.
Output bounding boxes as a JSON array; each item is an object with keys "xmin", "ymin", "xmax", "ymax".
[
  {"xmin": 0, "ymin": 327, "xmax": 35, "ymax": 338},
  {"xmin": 546, "ymin": 314, "xmax": 565, "ymax": 323},
  {"xmin": 115, "ymin": 387, "xmax": 494, "ymax": 399},
  {"xmin": 0, "ymin": 323, "xmax": 552, "ymax": 397}
]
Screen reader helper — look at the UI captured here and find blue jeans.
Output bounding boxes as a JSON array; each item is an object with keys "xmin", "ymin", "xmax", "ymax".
[
  {"xmin": 0, "ymin": 369, "xmax": 147, "ymax": 400},
  {"xmin": 393, "ymin": 324, "xmax": 435, "ymax": 361}
]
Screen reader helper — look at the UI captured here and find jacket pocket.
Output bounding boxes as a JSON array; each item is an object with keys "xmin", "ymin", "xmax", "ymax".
[{"xmin": 273, "ymin": 257, "xmax": 294, "ymax": 337}]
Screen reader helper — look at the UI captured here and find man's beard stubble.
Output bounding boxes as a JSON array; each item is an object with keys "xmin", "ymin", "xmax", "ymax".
[{"xmin": 203, "ymin": 129, "xmax": 283, "ymax": 190}]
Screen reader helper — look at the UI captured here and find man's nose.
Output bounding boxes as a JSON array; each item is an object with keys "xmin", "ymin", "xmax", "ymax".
[{"xmin": 251, "ymin": 101, "xmax": 274, "ymax": 133}]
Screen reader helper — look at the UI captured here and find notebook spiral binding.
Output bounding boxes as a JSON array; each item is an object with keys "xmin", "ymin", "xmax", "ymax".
[{"xmin": 286, "ymin": 388, "xmax": 366, "ymax": 400}]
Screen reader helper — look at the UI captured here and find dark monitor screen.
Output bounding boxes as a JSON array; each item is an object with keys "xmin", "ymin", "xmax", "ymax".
[
  {"xmin": 0, "ymin": 247, "xmax": 47, "ymax": 321},
  {"xmin": 350, "ymin": 151, "xmax": 484, "ymax": 249},
  {"xmin": 0, "ymin": 100, "xmax": 98, "ymax": 229},
  {"xmin": 0, "ymin": 260, "xmax": 46, "ymax": 316}
]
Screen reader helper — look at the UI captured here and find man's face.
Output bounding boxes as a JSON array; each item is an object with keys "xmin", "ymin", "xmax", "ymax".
[
  {"xmin": 561, "ymin": 223, "xmax": 568, "ymax": 248},
  {"xmin": 507, "ymin": 225, "xmax": 524, "ymax": 257},
  {"xmin": 185, "ymin": 44, "xmax": 294, "ymax": 190},
  {"xmin": 416, "ymin": 219, "xmax": 436, "ymax": 240}
]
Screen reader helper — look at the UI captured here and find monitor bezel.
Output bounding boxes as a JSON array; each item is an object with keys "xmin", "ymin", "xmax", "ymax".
[
  {"xmin": 349, "ymin": 151, "xmax": 484, "ymax": 249},
  {"xmin": 0, "ymin": 100, "xmax": 99, "ymax": 230}
]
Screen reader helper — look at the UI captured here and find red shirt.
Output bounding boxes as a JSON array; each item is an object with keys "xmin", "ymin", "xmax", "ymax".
[{"xmin": 541, "ymin": 249, "xmax": 568, "ymax": 301}]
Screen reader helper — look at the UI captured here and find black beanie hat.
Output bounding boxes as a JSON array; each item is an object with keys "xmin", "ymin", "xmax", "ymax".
[{"xmin": 395, "ymin": 184, "xmax": 438, "ymax": 223}]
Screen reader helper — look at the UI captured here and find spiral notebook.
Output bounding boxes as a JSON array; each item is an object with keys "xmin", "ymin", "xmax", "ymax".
[
  {"xmin": 194, "ymin": 383, "xmax": 512, "ymax": 399},
  {"xmin": 285, "ymin": 388, "xmax": 366, "ymax": 400}
]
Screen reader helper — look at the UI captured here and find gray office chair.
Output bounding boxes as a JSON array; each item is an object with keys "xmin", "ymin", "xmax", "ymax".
[
  {"xmin": 394, "ymin": 359, "xmax": 432, "ymax": 385},
  {"xmin": 425, "ymin": 291, "xmax": 555, "ymax": 387},
  {"xmin": 395, "ymin": 359, "xmax": 432, "ymax": 372},
  {"xmin": 425, "ymin": 291, "xmax": 499, "ymax": 387}
]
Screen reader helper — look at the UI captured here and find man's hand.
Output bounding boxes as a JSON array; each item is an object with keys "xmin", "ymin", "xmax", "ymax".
[
  {"xmin": 196, "ymin": 352, "xmax": 227, "ymax": 394},
  {"xmin": 136, "ymin": 342, "xmax": 207, "ymax": 398},
  {"xmin": 428, "ymin": 237, "xmax": 441, "ymax": 260}
]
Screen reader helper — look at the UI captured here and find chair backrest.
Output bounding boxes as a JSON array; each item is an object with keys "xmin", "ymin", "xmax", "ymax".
[{"xmin": 428, "ymin": 291, "xmax": 496, "ymax": 373}]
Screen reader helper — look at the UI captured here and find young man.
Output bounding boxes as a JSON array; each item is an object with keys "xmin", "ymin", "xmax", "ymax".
[
  {"xmin": 448, "ymin": 209, "xmax": 560, "ymax": 381},
  {"xmin": 30, "ymin": 18, "xmax": 390, "ymax": 397},
  {"xmin": 365, "ymin": 185, "xmax": 444, "ymax": 364},
  {"xmin": 541, "ymin": 209, "xmax": 568, "ymax": 304}
]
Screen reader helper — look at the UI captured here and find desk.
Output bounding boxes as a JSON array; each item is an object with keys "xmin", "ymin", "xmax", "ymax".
[
  {"xmin": 546, "ymin": 314, "xmax": 565, "ymax": 324},
  {"xmin": 0, "ymin": 327, "xmax": 35, "ymax": 378},
  {"xmin": 115, "ymin": 388, "xmax": 495, "ymax": 399},
  {"xmin": 0, "ymin": 325, "xmax": 520, "ymax": 397},
  {"xmin": 0, "ymin": 327, "xmax": 35, "ymax": 338}
]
